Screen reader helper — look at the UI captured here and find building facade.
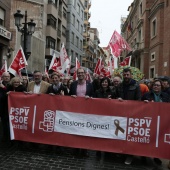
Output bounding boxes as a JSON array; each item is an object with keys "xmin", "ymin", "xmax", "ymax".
[
  {"xmin": 89, "ymin": 28, "xmax": 100, "ymax": 69},
  {"xmin": 81, "ymin": 0, "xmax": 94, "ymax": 70},
  {"xmin": 45, "ymin": 0, "xmax": 67, "ymax": 69},
  {"xmin": 8, "ymin": 0, "xmax": 67, "ymax": 72},
  {"xmin": 0, "ymin": 0, "xmax": 12, "ymax": 68},
  {"xmin": 121, "ymin": 0, "xmax": 170, "ymax": 78},
  {"xmin": 66, "ymin": 0, "xmax": 84, "ymax": 66}
]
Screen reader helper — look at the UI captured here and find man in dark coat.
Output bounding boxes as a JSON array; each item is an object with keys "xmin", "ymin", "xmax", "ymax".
[
  {"xmin": 0, "ymin": 72, "xmax": 10, "ymax": 142},
  {"xmin": 116, "ymin": 68, "xmax": 141, "ymax": 165},
  {"xmin": 69, "ymin": 67, "xmax": 94, "ymax": 157},
  {"xmin": 69, "ymin": 68, "xmax": 94, "ymax": 97},
  {"xmin": 116, "ymin": 68, "xmax": 141, "ymax": 101}
]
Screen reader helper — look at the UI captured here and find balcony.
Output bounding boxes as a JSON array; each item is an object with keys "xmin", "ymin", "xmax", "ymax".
[
  {"xmin": 87, "ymin": 22, "xmax": 91, "ymax": 28},
  {"xmin": 47, "ymin": 2, "xmax": 58, "ymax": 17},
  {"xmin": 48, "ymin": 0, "xmax": 57, "ymax": 7},
  {"xmin": 88, "ymin": 12, "xmax": 91, "ymax": 19},
  {"xmin": 88, "ymin": 0, "xmax": 91, "ymax": 9},
  {"xmin": 45, "ymin": 48, "xmax": 60, "ymax": 57},
  {"xmin": 88, "ymin": 45, "xmax": 94, "ymax": 54}
]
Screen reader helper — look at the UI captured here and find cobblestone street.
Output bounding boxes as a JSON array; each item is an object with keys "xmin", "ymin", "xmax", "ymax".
[{"xmin": 0, "ymin": 140, "xmax": 169, "ymax": 170}]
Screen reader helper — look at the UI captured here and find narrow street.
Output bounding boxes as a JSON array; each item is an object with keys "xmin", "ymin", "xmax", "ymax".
[{"xmin": 0, "ymin": 125, "xmax": 169, "ymax": 170}]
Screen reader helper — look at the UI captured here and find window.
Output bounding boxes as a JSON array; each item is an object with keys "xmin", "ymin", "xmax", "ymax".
[
  {"xmin": 47, "ymin": 14, "xmax": 57, "ymax": 29},
  {"xmin": 76, "ymin": 53, "xmax": 78, "ymax": 59},
  {"xmin": 66, "ymin": 30, "xmax": 69, "ymax": 40},
  {"xmin": 150, "ymin": 67, "xmax": 155, "ymax": 79},
  {"xmin": 152, "ymin": 18, "xmax": 157, "ymax": 37},
  {"xmin": 76, "ymin": 20, "xmax": 79, "ymax": 31},
  {"xmin": 81, "ymin": 25, "xmax": 83, "ymax": 34},
  {"xmin": 71, "ymin": 32, "xmax": 74, "ymax": 44},
  {"xmin": 73, "ymin": 0, "xmax": 76, "ymax": 7},
  {"xmin": 62, "ymin": 25, "xmax": 66, "ymax": 36},
  {"xmin": 138, "ymin": 29, "xmax": 141, "ymax": 42},
  {"xmin": 48, "ymin": 0, "xmax": 58, "ymax": 7},
  {"xmin": 72, "ymin": 14, "xmax": 75, "ymax": 25},
  {"xmin": 63, "ymin": 7, "xmax": 67, "ymax": 19},
  {"xmin": 84, "ymin": 12, "xmax": 87, "ymax": 20},
  {"xmin": 81, "ymin": 10, "xmax": 83, "ymax": 19},
  {"xmin": 0, "ymin": 8, "xmax": 5, "ymax": 26},
  {"xmin": 77, "ymin": 4, "xmax": 80, "ymax": 14},
  {"xmin": 71, "ymin": 50, "xmax": 74, "ymax": 61},
  {"xmin": 84, "ymin": 1, "xmax": 88, "ymax": 8},
  {"xmin": 84, "ymin": 24, "xmax": 87, "ymax": 32},
  {"xmin": 80, "ymin": 40, "xmax": 83, "ymax": 50},
  {"xmin": 139, "ymin": 2, "xmax": 142, "ymax": 16},
  {"xmin": 67, "ymin": 12, "xmax": 70, "ymax": 23},
  {"xmin": 151, "ymin": 52, "xmax": 155, "ymax": 61},
  {"xmin": 46, "ymin": 36, "xmax": 56, "ymax": 49},
  {"xmin": 76, "ymin": 36, "xmax": 79, "ymax": 47}
]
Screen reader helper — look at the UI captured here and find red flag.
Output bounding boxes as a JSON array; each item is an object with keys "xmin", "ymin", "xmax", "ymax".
[
  {"xmin": 108, "ymin": 30, "xmax": 132, "ymax": 57},
  {"xmin": 73, "ymin": 57, "xmax": 80, "ymax": 80},
  {"xmin": 57, "ymin": 43, "xmax": 70, "ymax": 75},
  {"xmin": 86, "ymin": 69, "xmax": 92, "ymax": 82},
  {"xmin": 0, "ymin": 60, "xmax": 7, "ymax": 77},
  {"xmin": 127, "ymin": 22, "xmax": 132, "ymax": 32},
  {"xmin": 119, "ymin": 56, "xmax": 132, "ymax": 67},
  {"xmin": 106, "ymin": 56, "xmax": 114, "ymax": 77},
  {"xmin": 8, "ymin": 46, "xmax": 28, "ymax": 76},
  {"xmin": 94, "ymin": 57, "xmax": 102, "ymax": 75},
  {"xmin": 49, "ymin": 53, "xmax": 61, "ymax": 71}
]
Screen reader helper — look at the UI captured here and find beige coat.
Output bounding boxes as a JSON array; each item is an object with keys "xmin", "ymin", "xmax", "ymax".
[{"xmin": 27, "ymin": 80, "xmax": 50, "ymax": 94}]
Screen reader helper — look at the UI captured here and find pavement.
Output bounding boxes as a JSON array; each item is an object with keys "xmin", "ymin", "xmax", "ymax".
[{"xmin": 0, "ymin": 120, "xmax": 169, "ymax": 170}]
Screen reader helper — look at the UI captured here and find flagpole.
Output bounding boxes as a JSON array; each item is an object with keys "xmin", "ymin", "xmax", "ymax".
[{"xmin": 25, "ymin": 66, "xmax": 29, "ymax": 79}]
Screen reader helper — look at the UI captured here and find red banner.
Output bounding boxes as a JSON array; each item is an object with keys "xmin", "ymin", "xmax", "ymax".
[{"xmin": 8, "ymin": 92, "xmax": 170, "ymax": 159}]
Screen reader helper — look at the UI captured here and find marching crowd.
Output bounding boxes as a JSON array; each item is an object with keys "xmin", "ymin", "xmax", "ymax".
[{"xmin": 0, "ymin": 67, "xmax": 170, "ymax": 168}]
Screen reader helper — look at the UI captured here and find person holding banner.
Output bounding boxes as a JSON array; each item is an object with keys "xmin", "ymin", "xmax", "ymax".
[
  {"xmin": 142, "ymin": 79, "xmax": 170, "ymax": 103},
  {"xmin": 69, "ymin": 68, "xmax": 94, "ymax": 98},
  {"xmin": 142, "ymin": 79, "xmax": 170, "ymax": 165},
  {"xmin": 7, "ymin": 77, "xmax": 27, "ymax": 93},
  {"xmin": 27, "ymin": 70, "xmax": 50, "ymax": 94},
  {"xmin": 116, "ymin": 68, "xmax": 141, "ymax": 165},
  {"xmin": 94, "ymin": 77, "xmax": 117, "ymax": 99},
  {"xmin": 93, "ymin": 77, "xmax": 117, "ymax": 158},
  {"xmin": 69, "ymin": 67, "xmax": 94, "ymax": 157},
  {"xmin": 0, "ymin": 72, "xmax": 10, "ymax": 142},
  {"xmin": 46, "ymin": 72, "xmax": 68, "ymax": 95}
]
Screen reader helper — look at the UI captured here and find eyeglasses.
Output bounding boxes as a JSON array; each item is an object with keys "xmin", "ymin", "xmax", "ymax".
[
  {"xmin": 153, "ymin": 84, "xmax": 161, "ymax": 87},
  {"xmin": 77, "ymin": 72, "xmax": 84, "ymax": 74}
]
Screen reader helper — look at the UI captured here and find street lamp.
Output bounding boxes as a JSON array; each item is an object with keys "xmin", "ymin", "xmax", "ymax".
[{"xmin": 14, "ymin": 10, "xmax": 36, "ymax": 60}]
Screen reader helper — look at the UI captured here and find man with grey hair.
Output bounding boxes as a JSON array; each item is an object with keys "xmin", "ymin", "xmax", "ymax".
[
  {"xmin": 112, "ymin": 76, "xmax": 122, "ymax": 87},
  {"xmin": 27, "ymin": 70, "xmax": 50, "ymax": 94}
]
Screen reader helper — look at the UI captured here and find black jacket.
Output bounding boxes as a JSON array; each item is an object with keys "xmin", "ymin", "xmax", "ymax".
[
  {"xmin": 69, "ymin": 80, "xmax": 94, "ymax": 97},
  {"xmin": 7, "ymin": 84, "xmax": 26, "ymax": 92},
  {"xmin": 47, "ymin": 84, "xmax": 68, "ymax": 95},
  {"xmin": 116, "ymin": 79, "xmax": 141, "ymax": 100},
  {"xmin": 94, "ymin": 87, "xmax": 117, "ymax": 99},
  {"xmin": 141, "ymin": 91, "xmax": 170, "ymax": 102}
]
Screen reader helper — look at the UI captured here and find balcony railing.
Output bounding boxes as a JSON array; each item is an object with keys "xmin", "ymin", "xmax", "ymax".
[{"xmin": 48, "ymin": 0, "xmax": 57, "ymax": 7}]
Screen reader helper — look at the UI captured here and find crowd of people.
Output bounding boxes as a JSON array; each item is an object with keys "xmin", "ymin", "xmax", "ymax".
[{"xmin": 0, "ymin": 67, "xmax": 170, "ymax": 168}]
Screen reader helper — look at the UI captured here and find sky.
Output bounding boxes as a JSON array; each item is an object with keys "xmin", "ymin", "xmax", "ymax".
[{"xmin": 89, "ymin": 0, "xmax": 134, "ymax": 47}]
